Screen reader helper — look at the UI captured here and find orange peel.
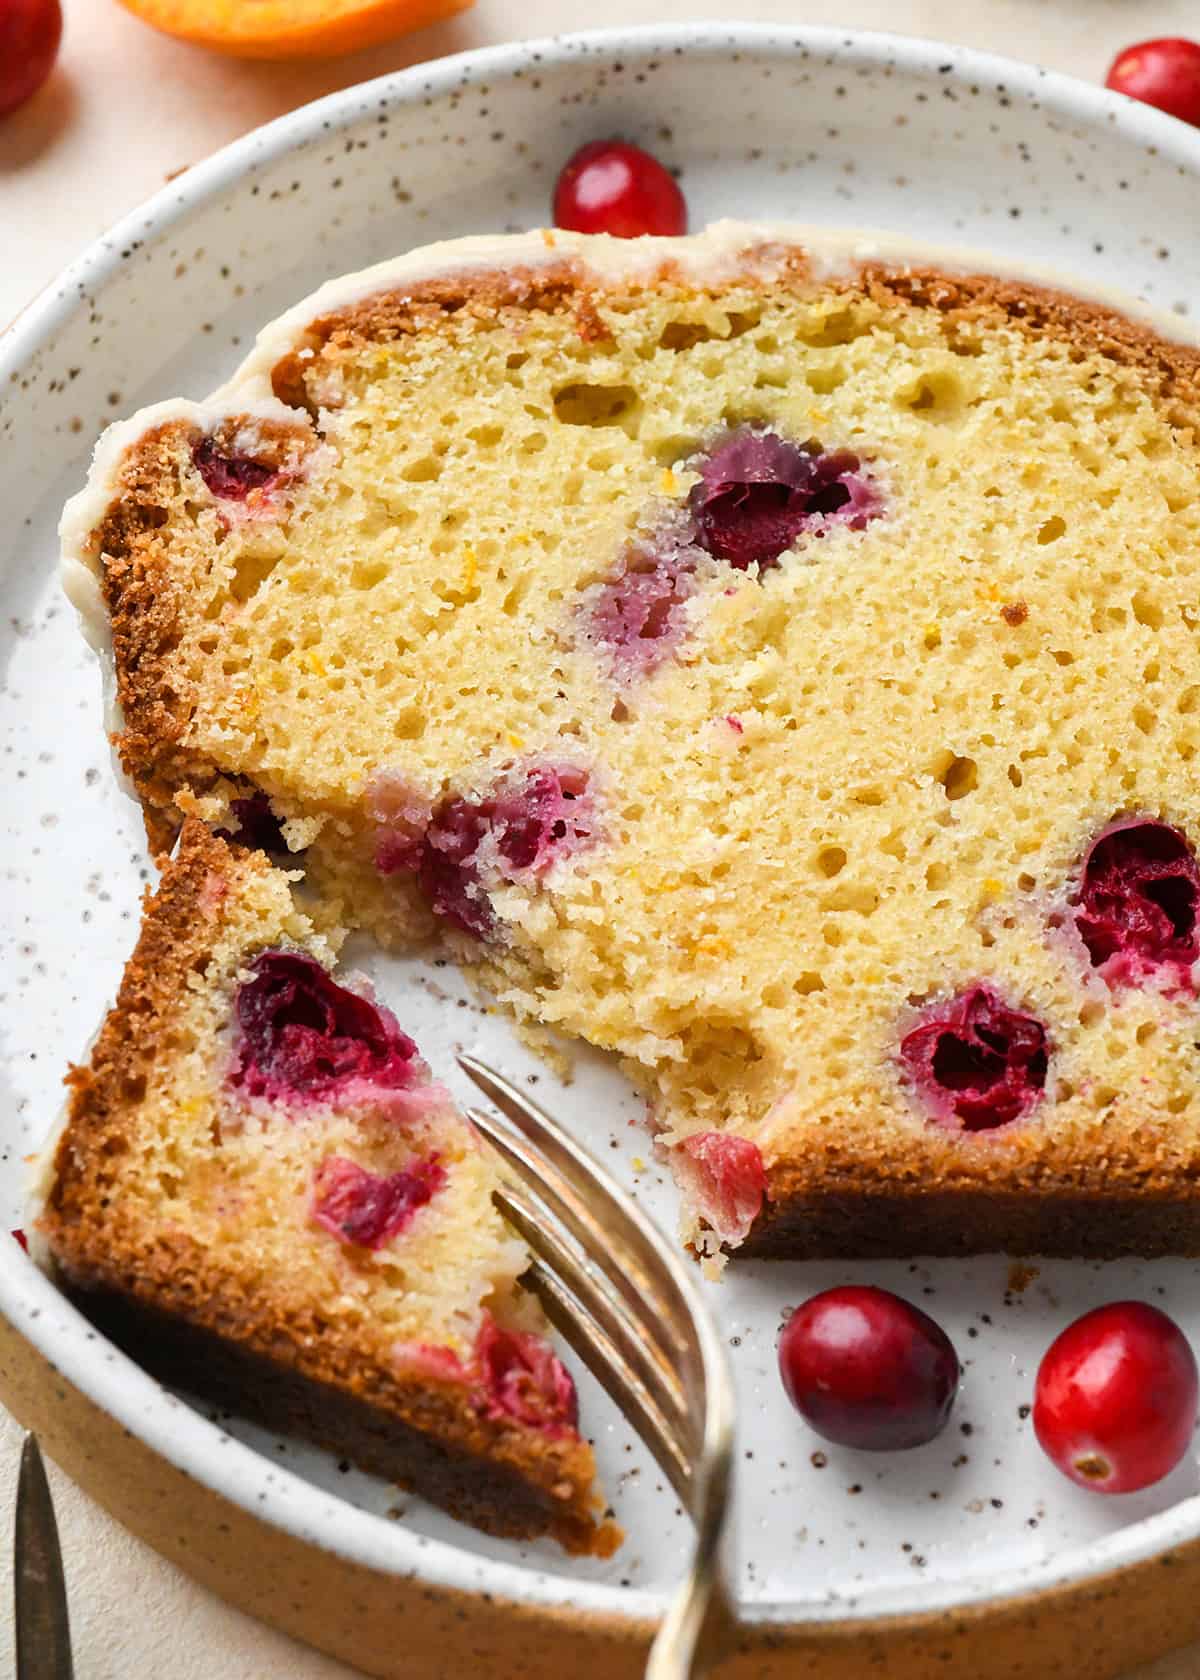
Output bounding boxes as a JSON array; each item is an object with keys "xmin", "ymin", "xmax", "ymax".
[{"xmin": 117, "ymin": 0, "xmax": 474, "ymax": 59}]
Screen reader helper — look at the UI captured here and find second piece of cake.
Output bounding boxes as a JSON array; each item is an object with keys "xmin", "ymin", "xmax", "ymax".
[{"xmin": 33, "ymin": 821, "xmax": 616, "ymax": 1556}]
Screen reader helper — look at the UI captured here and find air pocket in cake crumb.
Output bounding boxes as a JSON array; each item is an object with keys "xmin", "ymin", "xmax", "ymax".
[
  {"xmin": 930, "ymin": 750, "xmax": 979, "ymax": 802},
  {"xmin": 552, "ymin": 381, "xmax": 640, "ymax": 431},
  {"xmin": 894, "ymin": 365, "xmax": 971, "ymax": 420}
]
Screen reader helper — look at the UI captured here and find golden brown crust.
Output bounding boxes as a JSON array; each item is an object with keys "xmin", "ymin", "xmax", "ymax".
[
  {"xmin": 753, "ymin": 1094, "xmax": 1200, "ymax": 1258},
  {"xmin": 40, "ymin": 821, "xmax": 614, "ymax": 1557},
  {"xmin": 747, "ymin": 1182, "xmax": 1200, "ymax": 1259},
  {"xmin": 90, "ymin": 415, "xmax": 318, "ymax": 857},
  {"xmin": 55, "ymin": 819, "xmax": 264, "ymax": 1149},
  {"xmin": 859, "ymin": 264, "xmax": 1200, "ymax": 421},
  {"xmin": 90, "ymin": 422, "xmax": 201, "ymax": 855},
  {"xmin": 54, "ymin": 1277, "xmax": 612, "ymax": 1553}
]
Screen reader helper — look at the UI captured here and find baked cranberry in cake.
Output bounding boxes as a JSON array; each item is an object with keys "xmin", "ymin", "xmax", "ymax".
[
  {"xmin": 476, "ymin": 1316, "xmax": 580, "ymax": 1436},
  {"xmin": 688, "ymin": 427, "xmax": 878, "ymax": 571},
  {"xmin": 218, "ymin": 791, "xmax": 289, "ymax": 856},
  {"xmin": 192, "ymin": 436, "xmax": 281, "ymax": 500},
  {"xmin": 416, "ymin": 796, "xmax": 495, "ymax": 937},
  {"xmin": 490, "ymin": 764, "xmax": 593, "ymax": 873},
  {"xmin": 580, "ymin": 540, "xmax": 696, "ymax": 679},
  {"xmin": 1075, "ymin": 818, "xmax": 1200, "ymax": 989},
  {"xmin": 312, "ymin": 1154, "xmax": 447, "ymax": 1249},
  {"xmin": 673, "ymin": 1131, "xmax": 767, "ymax": 1245},
  {"xmin": 232, "ymin": 949, "xmax": 418, "ymax": 1102},
  {"xmin": 901, "ymin": 985, "xmax": 1049, "ymax": 1132},
  {"xmin": 381, "ymin": 764, "xmax": 594, "ymax": 938},
  {"xmin": 398, "ymin": 1315, "xmax": 580, "ymax": 1438}
]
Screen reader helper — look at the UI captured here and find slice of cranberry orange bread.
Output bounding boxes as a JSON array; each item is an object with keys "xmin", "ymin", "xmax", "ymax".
[
  {"xmin": 60, "ymin": 224, "xmax": 1200, "ymax": 1261},
  {"xmin": 33, "ymin": 821, "xmax": 616, "ymax": 1555}
]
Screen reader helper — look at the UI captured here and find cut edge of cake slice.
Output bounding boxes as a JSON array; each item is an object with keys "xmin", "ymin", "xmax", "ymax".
[{"xmin": 32, "ymin": 820, "xmax": 619, "ymax": 1557}]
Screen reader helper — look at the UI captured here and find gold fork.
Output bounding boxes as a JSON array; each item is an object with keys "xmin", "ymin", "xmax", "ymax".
[{"xmin": 459, "ymin": 1055, "xmax": 737, "ymax": 1680}]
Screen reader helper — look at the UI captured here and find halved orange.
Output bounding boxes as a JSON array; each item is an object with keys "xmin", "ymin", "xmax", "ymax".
[{"xmin": 118, "ymin": 0, "xmax": 474, "ymax": 59}]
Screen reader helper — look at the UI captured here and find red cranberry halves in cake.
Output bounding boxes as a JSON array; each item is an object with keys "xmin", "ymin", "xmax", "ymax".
[
  {"xmin": 396, "ymin": 1314, "xmax": 580, "ymax": 1439},
  {"xmin": 231, "ymin": 950, "xmax": 419, "ymax": 1104},
  {"xmin": 688, "ymin": 427, "xmax": 879, "ymax": 572},
  {"xmin": 192, "ymin": 435, "xmax": 283, "ymax": 500},
  {"xmin": 376, "ymin": 763, "xmax": 595, "ymax": 939},
  {"xmin": 312, "ymin": 1155, "xmax": 447, "ymax": 1249},
  {"xmin": 579, "ymin": 538, "xmax": 697, "ymax": 680},
  {"xmin": 673, "ymin": 1131, "xmax": 767, "ymax": 1245},
  {"xmin": 1074, "ymin": 818, "xmax": 1200, "ymax": 990},
  {"xmin": 901, "ymin": 985, "xmax": 1050, "ymax": 1133}
]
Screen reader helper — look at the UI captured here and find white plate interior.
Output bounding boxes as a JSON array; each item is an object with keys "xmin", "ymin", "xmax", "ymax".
[{"xmin": 4, "ymin": 22, "xmax": 1200, "ymax": 1625}]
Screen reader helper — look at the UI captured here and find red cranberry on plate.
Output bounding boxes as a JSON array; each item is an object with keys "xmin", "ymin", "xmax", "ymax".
[
  {"xmin": 1034, "ymin": 1302, "xmax": 1198, "ymax": 1494},
  {"xmin": 0, "ymin": 0, "xmax": 62, "ymax": 118},
  {"xmin": 553, "ymin": 139, "xmax": 687, "ymax": 238},
  {"xmin": 778, "ymin": 1285, "xmax": 960, "ymax": 1451},
  {"xmin": 1105, "ymin": 38, "xmax": 1200, "ymax": 127}
]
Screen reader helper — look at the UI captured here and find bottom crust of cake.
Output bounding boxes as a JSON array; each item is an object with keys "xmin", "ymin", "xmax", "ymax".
[
  {"xmin": 744, "ymin": 1187, "xmax": 1200, "ymax": 1261},
  {"xmin": 56, "ymin": 1273, "xmax": 615, "ymax": 1557}
]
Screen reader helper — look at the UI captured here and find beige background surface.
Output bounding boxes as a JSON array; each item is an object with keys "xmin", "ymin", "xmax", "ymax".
[{"xmin": 5, "ymin": 0, "xmax": 1200, "ymax": 1674}]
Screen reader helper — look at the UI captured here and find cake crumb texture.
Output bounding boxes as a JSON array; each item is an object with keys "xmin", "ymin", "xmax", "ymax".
[{"xmin": 70, "ymin": 233, "xmax": 1200, "ymax": 1256}]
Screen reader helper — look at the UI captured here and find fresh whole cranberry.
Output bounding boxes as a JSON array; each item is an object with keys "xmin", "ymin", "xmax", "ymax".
[
  {"xmin": 1106, "ymin": 38, "xmax": 1200, "ymax": 127},
  {"xmin": 0, "ymin": 0, "xmax": 61, "ymax": 119},
  {"xmin": 1034, "ymin": 1302, "xmax": 1198, "ymax": 1493},
  {"xmin": 688, "ymin": 428, "xmax": 879, "ymax": 572},
  {"xmin": 1075, "ymin": 818, "xmax": 1200, "ymax": 988},
  {"xmin": 779, "ymin": 1286, "xmax": 960, "ymax": 1451},
  {"xmin": 231, "ymin": 950, "xmax": 418, "ymax": 1104},
  {"xmin": 553, "ymin": 139, "xmax": 687, "ymax": 238},
  {"xmin": 312, "ymin": 1154, "xmax": 446, "ymax": 1249},
  {"xmin": 900, "ymin": 985, "xmax": 1049, "ymax": 1132},
  {"xmin": 192, "ymin": 436, "xmax": 281, "ymax": 501}
]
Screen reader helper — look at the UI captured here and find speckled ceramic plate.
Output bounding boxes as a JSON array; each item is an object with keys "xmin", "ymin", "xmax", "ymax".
[{"xmin": 4, "ymin": 20, "xmax": 1200, "ymax": 1649}]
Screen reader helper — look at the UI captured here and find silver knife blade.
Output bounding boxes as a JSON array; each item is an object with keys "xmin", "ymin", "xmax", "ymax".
[{"xmin": 15, "ymin": 1436, "xmax": 73, "ymax": 1680}]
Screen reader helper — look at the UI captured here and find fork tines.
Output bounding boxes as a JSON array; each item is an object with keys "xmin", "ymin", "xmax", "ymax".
[
  {"xmin": 457, "ymin": 1054, "xmax": 738, "ymax": 1680},
  {"xmin": 457, "ymin": 1054, "xmax": 727, "ymax": 1509}
]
